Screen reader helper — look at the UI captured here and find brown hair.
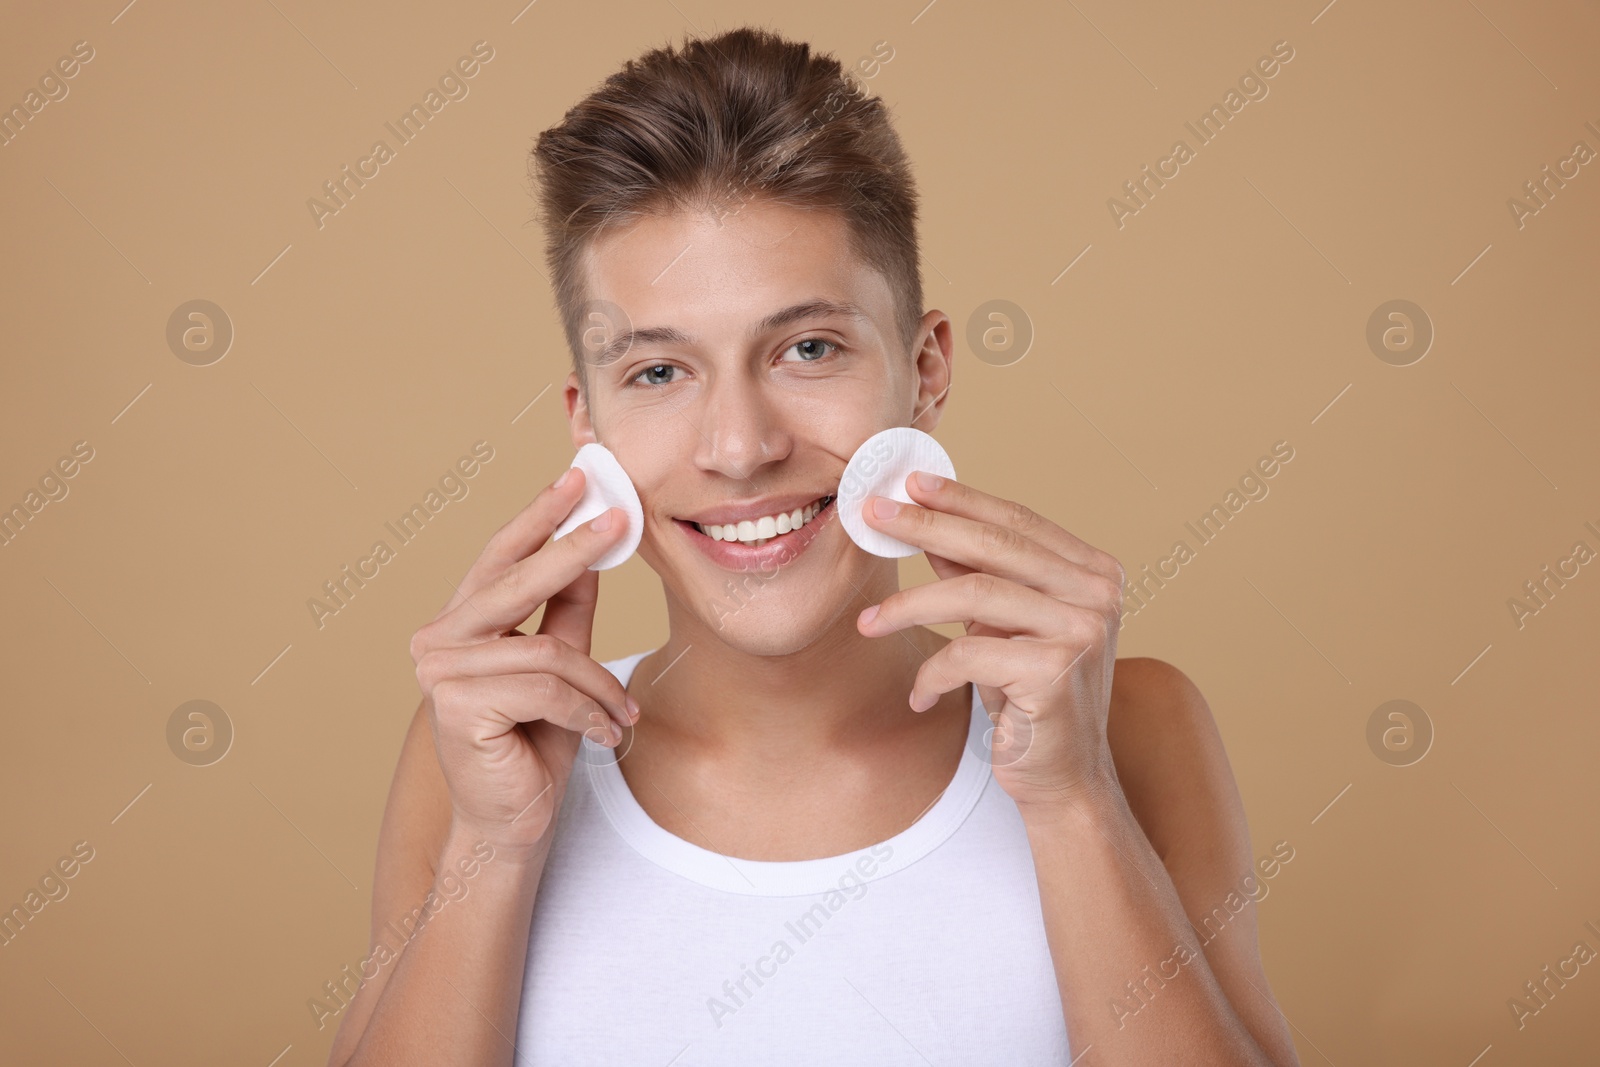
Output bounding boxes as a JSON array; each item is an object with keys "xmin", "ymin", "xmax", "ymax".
[{"xmin": 528, "ymin": 26, "xmax": 922, "ymax": 390}]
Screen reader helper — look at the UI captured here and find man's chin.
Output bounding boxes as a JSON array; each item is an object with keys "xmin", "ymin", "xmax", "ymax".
[{"xmin": 701, "ymin": 602, "xmax": 845, "ymax": 658}]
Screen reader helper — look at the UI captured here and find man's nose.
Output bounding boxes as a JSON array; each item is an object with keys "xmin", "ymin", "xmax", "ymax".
[{"xmin": 690, "ymin": 373, "xmax": 793, "ymax": 480}]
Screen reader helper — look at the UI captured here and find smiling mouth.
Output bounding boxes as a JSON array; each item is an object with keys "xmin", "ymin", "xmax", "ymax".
[{"xmin": 688, "ymin": 494, "xmax": 835, "ymax": 548}]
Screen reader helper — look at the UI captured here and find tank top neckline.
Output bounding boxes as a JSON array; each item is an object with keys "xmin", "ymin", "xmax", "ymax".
[{"xmin": 582, "ymin": 649, "xmax": 994, "ymax": 897}]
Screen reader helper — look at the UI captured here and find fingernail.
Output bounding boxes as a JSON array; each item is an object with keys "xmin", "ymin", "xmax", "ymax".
[
  {"xmin": 914, "ymin": 471, "xmax": 943, "ymax": 492},
  {"xmin": 592, "ymin": 508, "xmax": 614, "ymax": 532},
  {"xmin": 610, "ymin": 721, "xmax": 623, "ymax": 744},
  {"xmin": 871, "ymin": 497, "xmax": 899, "ymax": 519},
  {"xmin": 554, "ymin": 469, "xmax": 572, "ymax": 488},
  {"xmin": 858, "ymin": 605, "xmax": 880, "ymax": 629},
  {"xmin": 626, "ymin": 696, "xmax": 641, "ymax": 722},
  {"xmin": 910, "ymin": 691, "xmax": 936, "ymax": 713}
]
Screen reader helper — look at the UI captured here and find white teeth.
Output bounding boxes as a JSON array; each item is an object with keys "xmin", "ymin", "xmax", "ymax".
[{"xmin": 695, "ymin": 496, "xmax": 833, "ymax": 545}]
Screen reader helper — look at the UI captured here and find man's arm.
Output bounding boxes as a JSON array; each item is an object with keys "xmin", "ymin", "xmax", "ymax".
[
  {"xmin": 324, "ymin": 698, "xmax": 550, "ymax": 1067},
  {"xmin": 1021, "ymin": 656, "xmax": 1302, "ymax": 1065}
]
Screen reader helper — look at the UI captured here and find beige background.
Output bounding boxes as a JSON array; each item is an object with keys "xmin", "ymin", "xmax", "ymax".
[{"xmin": 2, "ymin": 0, "xmax": 1597, "ymax": 1063}]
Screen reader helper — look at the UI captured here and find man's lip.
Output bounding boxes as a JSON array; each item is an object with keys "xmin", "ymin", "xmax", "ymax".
[
  {"xmin": 676, "ymin": 497, "xmax": 837, "ymax": 571},
  {"xmin": 677, "ymin": 491, "xmax": 836, "ymax": 527}
]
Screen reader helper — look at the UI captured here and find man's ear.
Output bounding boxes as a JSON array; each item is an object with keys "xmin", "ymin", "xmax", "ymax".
[
  {"xmin": 909, "ymin": 310, "xmax": 954, "ymax": 433},
  {"xmin": 564, "ymin": 370, "xmax": 597, "ymax": 448}
]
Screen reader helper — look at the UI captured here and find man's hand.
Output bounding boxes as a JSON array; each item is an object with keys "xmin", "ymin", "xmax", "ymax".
[
  {"xmin": 407, "ymin": 468, "xmax": 638, "ymax": 857},
  {"xmin": 854, "ymin": 469, "xmax": 1126, "ymax": 812}
]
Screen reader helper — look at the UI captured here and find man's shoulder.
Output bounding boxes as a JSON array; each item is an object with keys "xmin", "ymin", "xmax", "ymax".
[
  {"xmin": 1105, "ymin": 656, "xmax": 1245, "ymax": 862},
  {"xmin": 1107, "ymin": 655, "xmax": 1216, "ymax": 748}
]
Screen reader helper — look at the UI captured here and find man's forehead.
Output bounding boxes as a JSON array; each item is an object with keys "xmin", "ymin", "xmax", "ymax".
[
  {"xmin": 578, "ymin": 205, "xmax": 895, "ymax": 355},
  {"xmin": 598, "ymin": 198, "xmax": 844, "ymax": 246}
]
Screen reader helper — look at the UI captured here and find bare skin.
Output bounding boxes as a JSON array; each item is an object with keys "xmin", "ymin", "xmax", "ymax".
[
  {"xmin": 614, "ymin": 632, "xmax": 974, "ymax": 862},
  {"xmin": 325, "ymin": 199, "xmax": 1300, "ymax": 1066}
]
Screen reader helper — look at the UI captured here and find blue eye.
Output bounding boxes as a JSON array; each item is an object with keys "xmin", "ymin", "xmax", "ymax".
[
  {"xmin": 630, "ymin": 364, "xmax": 679, "ymax": 387},
  {"xmin": 627, "ymin": 339, "xmax": 839, "ymax": 388},
  {"xmin": 783, "ymin": 338, "xmax": 838, "ymax": 362}
]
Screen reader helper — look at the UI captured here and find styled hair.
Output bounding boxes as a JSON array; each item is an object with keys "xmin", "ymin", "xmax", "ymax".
[{"xmin": 528, "ymin": 26, "xmax": 922, "ymax": 389}]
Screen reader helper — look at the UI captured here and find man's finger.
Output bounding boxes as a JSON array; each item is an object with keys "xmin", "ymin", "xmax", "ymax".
[
  {"xmin": 430, "ymin": 507, "xmax": 629, "ymax": 643},
  {"xmin": 440, "ymin": 467, "xmax": 590, "ymax": 617}
]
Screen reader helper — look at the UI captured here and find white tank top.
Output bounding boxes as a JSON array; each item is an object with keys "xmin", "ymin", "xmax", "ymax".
[{"xmin": 514, "ymin": 649, "xmax": 1073, "ymax": 1064}]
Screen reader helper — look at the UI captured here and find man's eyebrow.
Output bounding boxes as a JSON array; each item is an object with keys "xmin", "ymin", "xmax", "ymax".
[
  {"xmin": 596, "ymin": 299, "xmax": 867, "ymax": 367},
  {"xmin": 752, "ymin": 298, "xmax": 868, "ymax": 336}
]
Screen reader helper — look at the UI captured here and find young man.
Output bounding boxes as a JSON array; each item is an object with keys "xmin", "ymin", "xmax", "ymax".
[{"xmin": 327, "ymin": 26, "xmax": 1301, "ymax": 1067}]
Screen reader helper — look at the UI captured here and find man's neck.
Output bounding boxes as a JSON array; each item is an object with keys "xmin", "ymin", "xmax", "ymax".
[
  {"xmin": 626, "ymin": 606, "xmax": 952, "ymax": 769},
  {"xmin": 615, "ymin": 587, "xmax": 975, "ymax": 861}
]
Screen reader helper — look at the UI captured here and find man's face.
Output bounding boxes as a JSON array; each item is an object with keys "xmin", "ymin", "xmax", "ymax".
[{"xmin": 565, "ymin": 199, "xmax": 948, "ymax": 656}]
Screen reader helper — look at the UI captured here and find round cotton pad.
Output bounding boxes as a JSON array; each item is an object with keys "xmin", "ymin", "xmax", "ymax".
[
  {"xmin": 837, "ymin": 427, "xmax": 957, "ymax": 558},
  {"xmin": 550, "ymin": 443, "xmax": 644, "ymax": 570}
]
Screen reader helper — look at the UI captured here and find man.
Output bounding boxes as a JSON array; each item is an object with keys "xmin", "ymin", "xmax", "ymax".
[{"xmin": 327, "ymin": 26, "xmax": 1300, "ymax": 1066}]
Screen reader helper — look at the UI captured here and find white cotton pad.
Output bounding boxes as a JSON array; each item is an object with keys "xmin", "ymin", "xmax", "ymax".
[
  {"xmin": 837, "ymin": 427, "xmax": 957, "ymax": 558},
  {"xmin": 550, "ymin": 443, "xmax": 644, "ymax": 570}
]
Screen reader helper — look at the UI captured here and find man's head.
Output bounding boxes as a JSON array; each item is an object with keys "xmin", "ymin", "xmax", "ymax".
[
  {"xmin": 530, "ymin": 27, "xmax": 923, "ymax": 395},
  {"xmin": 528, "ymin": 27, "xmax": 954, "ymax": 656}
]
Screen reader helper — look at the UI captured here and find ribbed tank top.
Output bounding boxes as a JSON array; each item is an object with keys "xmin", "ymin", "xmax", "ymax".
[{"xmin": 513, "ymin": 650, "xmax": 1073, "ymax": 1064}]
